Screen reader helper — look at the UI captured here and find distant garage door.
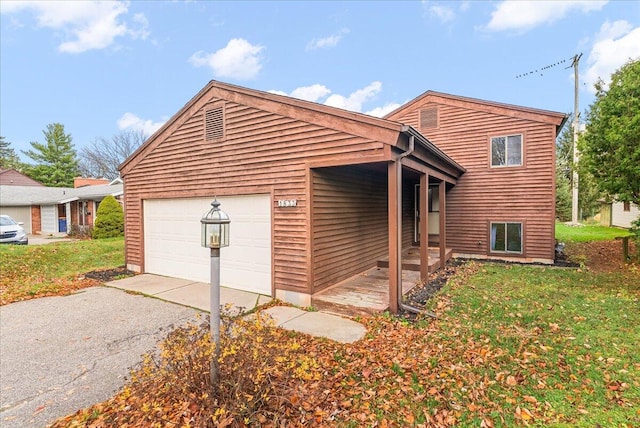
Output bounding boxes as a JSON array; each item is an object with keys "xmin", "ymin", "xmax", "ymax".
[
  {"xmin": 0, "ymin": 206, "xmax": 31, "ymax": 234},
  {"xmin": 144, "ymin": 195, "xmax": 272, "ymax": 295}
]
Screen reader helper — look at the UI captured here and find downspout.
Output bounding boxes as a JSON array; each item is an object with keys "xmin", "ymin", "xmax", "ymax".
[{"xmin": 395, "ymin": 133, "xmax": 436, "ymax": 318}]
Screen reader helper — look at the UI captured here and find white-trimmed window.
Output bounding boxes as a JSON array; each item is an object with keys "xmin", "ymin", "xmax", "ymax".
[
  {"xmin": 491, "ymin": 134, "xmax": 522, "ymax": 167},
  {"xmin": 490, "ymin": 222, "xmax": 522, "ymax": 253}
]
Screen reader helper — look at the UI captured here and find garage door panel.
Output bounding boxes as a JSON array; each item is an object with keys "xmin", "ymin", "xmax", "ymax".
[
  {"xmin": 0, "ymin": 207, "xmax": 31, "ymax": 233},
  {"xmin": 144, "ymin": 195, "xmax": 272, "ymax": 295}
]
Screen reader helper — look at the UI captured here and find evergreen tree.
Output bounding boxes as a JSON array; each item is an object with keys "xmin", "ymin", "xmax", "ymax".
[
  {"xmin": 22, "ymin": 123, "xmax": 80, "ymax": 187},
  {"xmin": 92, "ymin": 195, "xmax": 124, "ymax": 239},
  {"xmin": 0, "ymin": 136, "xmax": 24, "ymax": 170}
]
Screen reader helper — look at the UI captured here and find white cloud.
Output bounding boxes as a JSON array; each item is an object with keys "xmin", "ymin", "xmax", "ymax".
[
  {"xmin": 429, "ymin": 5, "xmax": 455, "ymax": 23},
  {"xmin": 269, "ymin": 81, "xmax": 398, "ymax": 117},
  {"xmin": 366, "ymin": 102, "xmax": 402, "ymax": 118},
  {"xmin": 290, "ymin": 84, "xmax": 332, "ymax": 102},
  {"xmin": 584, "ymin": 21, "xmax": 640, "ymax": 92},
  {"xmin": 0, "ymin": 0, "xmax": 149, "ymax": 53},
  {"xmin": 189, "ymin": 38, "xmax": 264, "ymax": 80},
  {"xmin": 325, "ymin": 81, "xmax": 383, "ymax": 112},
  {"xmin": 117, "ymin": 112, "xmax": 164, "ymax": 137},
  {"xmin": 486, "ymin": 0, "xmax": 607, "ymax": 33},
  {"xmin": 306, "ymin": 28, "xmax": 350, "ymax": 51}
]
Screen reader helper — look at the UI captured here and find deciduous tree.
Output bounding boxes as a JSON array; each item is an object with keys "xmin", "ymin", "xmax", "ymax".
[
  {"xmin": 556, "ymin": 116, "xmax": 600, "ymax": 221},
  {"xmin": 578, "ymin": 59, "xmax": 640, "ymax": 207},
  {"xmin": 79, "ymin": 130, "xmax": 146, "ymax": 180},
  {"xmin": 22, "ymin": 123, "xmax": 80, "ymax": 187}
]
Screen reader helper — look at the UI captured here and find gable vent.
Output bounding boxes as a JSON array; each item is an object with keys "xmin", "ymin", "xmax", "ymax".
[
  {"xmin": 420, "ymin": 107, "xmax": 438, "ymax": 129},
  {"xmin": 205, "ymin": 106, "xmax": 224, "ymax": 140}
]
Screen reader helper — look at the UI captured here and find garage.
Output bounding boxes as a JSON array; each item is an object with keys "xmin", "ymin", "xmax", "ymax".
[
  {"xmin": 143, "ymin": 195, "xmax": 272, "ymax": 295},
  {"xmin": 0, "ymin": 206, "xmax": 31, "ymax": 233}
]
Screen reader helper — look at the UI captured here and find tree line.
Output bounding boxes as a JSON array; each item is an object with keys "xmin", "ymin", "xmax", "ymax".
[{"xmin": 0, "ymin": 126, "xmax": 146, "ymax": 187}]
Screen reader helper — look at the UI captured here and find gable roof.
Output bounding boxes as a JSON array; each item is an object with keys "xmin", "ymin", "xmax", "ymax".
[
  {"xmin": 385, "ymin": 90, "xmax": 569, "ymax": 135},
  {"xmin": 0, "ymin": 169, "xmax": 44, "ymax": 186},
  {"xmin": 120, "ymin": 80, "xmax": 465, "ymax": 177}
]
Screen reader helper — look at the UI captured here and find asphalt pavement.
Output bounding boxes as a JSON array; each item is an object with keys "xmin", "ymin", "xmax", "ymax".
[{"xmin": 0, "ymin": 287, "xmax": 201, "ymax": 427}]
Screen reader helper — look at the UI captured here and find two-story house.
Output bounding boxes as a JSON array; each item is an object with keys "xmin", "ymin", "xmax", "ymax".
[{"xmin": 119, "ymin": 81, "xmax": 567, "ymax": 313}]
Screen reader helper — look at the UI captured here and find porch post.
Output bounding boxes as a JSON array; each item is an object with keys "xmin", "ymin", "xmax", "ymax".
[
  {"xmin": 419, "ymin": 173, "xmax": 429, "ymax": 281},
  {"xmin": 388, "ymin": 161, "xmax": 401, "ymax": 314},
  {"xmin": 439, "ymin": 181, "xmax": 447, "ymax": 268}
]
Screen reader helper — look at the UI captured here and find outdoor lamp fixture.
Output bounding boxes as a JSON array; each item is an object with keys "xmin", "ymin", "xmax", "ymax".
[{"xmin": 200, "ymin": 198, "xmax": 230, "ymax": 385}]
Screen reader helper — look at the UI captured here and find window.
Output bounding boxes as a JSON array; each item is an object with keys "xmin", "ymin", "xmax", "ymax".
[
  {"xmin": 623, "ymin": 201, "xmax": 631, "ymax": 212},
  {"xmin": 205, "ymin": 106, "xmax": 224, "ymax": 140},
  {"xmin": 490, "ymin": 222, "xmax": 522, "ymax": 253},
  {"xmin": 491, "ymin": 134, "xmax": 522, "ymax": 167}
]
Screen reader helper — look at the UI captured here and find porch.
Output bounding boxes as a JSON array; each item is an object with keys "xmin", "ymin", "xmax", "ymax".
[{"xmin": 312, "ymin": 246, "xmax": 453, "ymax": 317}]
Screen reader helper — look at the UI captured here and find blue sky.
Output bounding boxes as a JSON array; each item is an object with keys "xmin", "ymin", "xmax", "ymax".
[{"xmin": 1, "ymin": 1, "xmax": 639, "ymax": 161}]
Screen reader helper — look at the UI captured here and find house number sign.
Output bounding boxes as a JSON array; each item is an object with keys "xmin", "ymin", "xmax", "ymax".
[{"xmin": 277, "ymin": 199, "xmax": 297, "ymax": 207}]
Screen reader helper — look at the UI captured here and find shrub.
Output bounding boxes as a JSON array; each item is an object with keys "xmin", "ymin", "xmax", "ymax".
[
  {"xmin": 67, "ymin": 224, "xmax": 93, "ymax": 239},
  {"xmin": 61, "ymin": 310, "xmax": 329, "ymax": 427},
  {"xmin": 92, "ymin": 195, "xmax": 124, "ymax": 239}
]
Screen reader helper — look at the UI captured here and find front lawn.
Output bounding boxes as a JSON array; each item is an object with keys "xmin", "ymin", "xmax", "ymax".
[
  {"xmin": 54, "ymin": 241, "xmax": 639, "ymax": 427},
  {"xmin": 0, "ymin": 237, "xmax": 124, "ymax": 305}
]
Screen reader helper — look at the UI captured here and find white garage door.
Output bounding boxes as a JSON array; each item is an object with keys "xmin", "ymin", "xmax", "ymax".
[
  {"xmin": 0, "ymin": 206, "xmax": 31, "ymax": 233},
  {"xmin": 41, "ymin": 205, "xmax": 57, "ymax": 233},
  {"xmin": 144, "ymin": 195, "xmax": 272, "ymax": 295}
]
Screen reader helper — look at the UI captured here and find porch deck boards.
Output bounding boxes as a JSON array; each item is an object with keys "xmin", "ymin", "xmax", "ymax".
[{"xmin": 312, "ymin": 247, "xmax": 453, "ymax": 317}]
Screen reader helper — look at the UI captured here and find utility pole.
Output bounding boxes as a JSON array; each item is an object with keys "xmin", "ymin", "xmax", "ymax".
[{"xmin": 571, "ymin": 53, "xmax": 582, "ymax": 225}]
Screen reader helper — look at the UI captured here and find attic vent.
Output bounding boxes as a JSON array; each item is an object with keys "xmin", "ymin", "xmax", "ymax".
[
  {"xmin": 205, "ymin": 106, "xmax": 224, "ymax": 140},
  {"xmin": 420, "ymin": 107, "xmax": 438, "ymax": 129}
]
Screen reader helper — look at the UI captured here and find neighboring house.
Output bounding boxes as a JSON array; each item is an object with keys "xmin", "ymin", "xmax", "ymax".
[
  {"xmin": 0, "ymin": 168, "xmax": 44, "ymax": 187},
  {"xmin": 385, "ymin": 91, "xmax": 567, "ymax": 263},
  {"xmin": 119, "ymin": 80, "xmax": 567, "ymax": 312},
  {"xmin": 0, "ymin": 180, "xmax": 123, "ymax": 234},
  {"xmin": 598, "ymin": 201, "xmax": 640, "ymax": 228}
]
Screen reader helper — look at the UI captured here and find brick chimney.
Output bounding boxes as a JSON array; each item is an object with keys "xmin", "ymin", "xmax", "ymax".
[{"xmin": 73, "ymin": 177, "xmax": 110, "ymax": 188}]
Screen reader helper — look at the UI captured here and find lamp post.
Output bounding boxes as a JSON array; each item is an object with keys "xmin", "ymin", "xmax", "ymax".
[{"xmin": 200, "ymin": 198, "xmax": 230, "ymax": 385}]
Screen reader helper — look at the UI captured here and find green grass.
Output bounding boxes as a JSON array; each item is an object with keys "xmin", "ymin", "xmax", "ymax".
[
  {"xmin": 426, "ymin": 263, "xmax": 640, "ymax": 427},
  {"xmin": 0, "ymin": 237, "xmax": 124, "ymax": 304},
  {"xmin": 556, "ymin": 222, "xmax": 631, "ymax": 242}
]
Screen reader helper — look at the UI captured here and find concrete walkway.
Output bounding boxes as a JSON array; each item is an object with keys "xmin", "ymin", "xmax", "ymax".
[{"xmin": 107, "ymin": 274, "xmax": 366, "ymax": 344}]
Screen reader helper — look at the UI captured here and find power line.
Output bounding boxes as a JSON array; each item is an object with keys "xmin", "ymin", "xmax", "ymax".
[{"xmin": 515, "ymin": 56, "xmax": 574, "ymax": 79}]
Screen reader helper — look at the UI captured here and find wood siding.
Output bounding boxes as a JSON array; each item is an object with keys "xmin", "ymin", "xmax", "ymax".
[
  {"xmin": 122, "ymin": 91, "xmax": 388, "ymax": 295},
  {"xmin": 312, "ymin": 165, "xmax": 388, "ymax": 291},
  {"xmin": 388, "ymin": 100, "xmax": 559, "ymax": 262}
]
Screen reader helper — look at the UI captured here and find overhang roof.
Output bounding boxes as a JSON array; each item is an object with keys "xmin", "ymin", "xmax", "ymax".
[{"xmin": 119, "ymin": 80, "xmax": 465, "ymax": 178}]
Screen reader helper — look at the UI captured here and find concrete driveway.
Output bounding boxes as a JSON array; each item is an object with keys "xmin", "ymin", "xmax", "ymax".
[
  {"xmin": 27, "ymin": 234, "xmax": 74, "ymax": 245},
  {"xmin": 0, "ymin": 287, "xmax": 201, "ymax": 428}
]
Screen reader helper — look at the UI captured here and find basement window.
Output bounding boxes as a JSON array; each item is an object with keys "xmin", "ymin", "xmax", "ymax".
[
  {"xmin": 205, "ymin": 106, "xmax": 224, "ymax": 140},
  {"xmin": 491, "ymin": 134, "xmax": 522, "ymax": 167},
  {"xmin": 490, "ymin": 222, "xmax": 522, "ymax": 254}
]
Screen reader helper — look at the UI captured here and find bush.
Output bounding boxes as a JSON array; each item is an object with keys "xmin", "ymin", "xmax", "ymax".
[
  {"xmin": 57, "ymin": 310, "xmax": 329, "ymax": 427},
  {"xmin": 92, "ymin": 195, "xmax": 124, "ymax": 239}
]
